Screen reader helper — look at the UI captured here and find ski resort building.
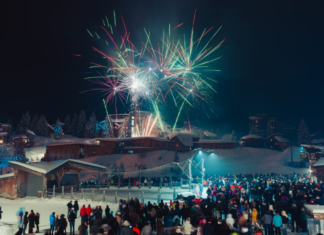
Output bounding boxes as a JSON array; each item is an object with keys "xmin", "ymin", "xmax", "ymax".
[
  {"xmin": 266, "ymin": 134, "xmax": 291, "ymax": 150},
  {"xmin": 44, "ymin": 132, "xmax": 237, "ymax": 160},
  {"xmin": 240, "ymin": 135, "xmax": 265, "ymax": 148}
]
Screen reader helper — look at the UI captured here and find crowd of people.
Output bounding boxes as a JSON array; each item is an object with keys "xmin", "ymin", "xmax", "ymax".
[{"xmin": 4, "ymin": 172, "xmax": 322, "ymax": 235}]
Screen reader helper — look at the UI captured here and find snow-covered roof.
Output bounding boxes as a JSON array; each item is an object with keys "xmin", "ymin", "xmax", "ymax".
[
  {"xmin": 0, "ymin": 132, "xmax": 8, "ymax": 136},
  {"xmin": 0, "ymin": 172, "xmax": 14, "ymax": 180},
  {"xmin": 46, "ymin": 142, "xmax": 88, "ymax": 147},
  {"xmin": 313, "ymin": 158, "xmax": 324, "ymax": 168},
  {"xmin": 249, "ymin": 116, "xmax": 261, "ymax": 120},
  {"xmin": 274, "ymin": 136, "xmax": 290, "ymax": 143},
  {"xmin": 26, "ymin": 129, "xmax": 35, "ymax": 136},
  {"xmin": 166, "ymin": 132, "xmax": 200, "ymax": 147},
  {"xmin": 266, "ymin": 133, "xmax": 282, "ymax": 139},
  {"xmin": 195, "ymin": 140, "xmax": 237, "ymax": 144},
  {"xmin": 203, "ymin": 131, "xmax": 217, "ymax": 138},
  {"xmin": 240, "ymin": 135, "xmax": 264, "ymax": 140},
  {"xmin": 311, "ymin": 139, "xmax": 324, "ymax": 144},
  {"xmin": 301, "ymin": 144, "xmax": 324, "ymax": 150},
  {"xmin": 96, "ymin": 137, "xmax": 171, "ymax": 142},
  {"xmin": 222, "ymin": 134, "xmax": 232, "ymax": 140},
  {"xmin": 47, "ymin": 123, "xmax": 54, "ymax": 130},
  {"xmin": 13, "ymin": 134, "xmax": 28, "ymax": 140},
  {"xmin": 9, "ymin": 159, "xmax": 107, "ymax": 176}
]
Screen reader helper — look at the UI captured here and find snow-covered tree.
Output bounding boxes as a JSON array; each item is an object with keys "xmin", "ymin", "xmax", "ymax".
[
  {"xmin": 12, "ymin": 141, "xmax": 27, "ymax": 163},
  {"xmin": 230, "ymin": 130, "xmax": 237, "ymax": 141},
  {"xmin": 95, "ymin": 121, "xmax": 100, "ymax": 138},
  {"xmin": 100, "ymin": 117, "xmax": 113, "ymax": 138},
  {"xmin": 215, "ymin": 128, "xmax": 222, "ymax": 140},
  {"xmin": 71, "ymin": 113, "xmax": 78, "ymax": 136},
  {"xmin": 17, "ymin": 111, "xmax": 31, "ymax": 134},
  {"xmin": 35, "ymin": 115, "xmax": 49, "ymax": 136},
  {"xmin": 77, "ymin": 110, "xmax": 86, "ymax": 138},
  {"xmin": 266, "ymin": 120, "xmax": 273, "ymax": 138},
  {"xmin": 7, "ymin": 117, "xmax": 13, "ymax": 132},
  {"xmin": 84, "ymin": 114, "xmax": 97, "ymax": 138},
  {"xmin": 118, "ymin": 162, "xmax": 125, "ymax": 180},
  {"xmin": 298, "ymin": 119, "xmax": 310, "ymax": 144},
  {"xmin": 30, "ymin": 114, "xmax": 39, "ymax": 132},
  {"xmin": 53, "ymin": 120, "xmax": 63, "ymax": 140},
  {"xmin": 109, "ymin": 162, "xmax": 118, "ymax": 182},
  {"xmin": 64, "ymin": 115, "xmax": 71, "ymax": 134}
]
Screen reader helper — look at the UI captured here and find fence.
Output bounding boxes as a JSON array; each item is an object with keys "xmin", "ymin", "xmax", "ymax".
[{"xmin": 45, "ymin": 184, "xmax": 188, "ymax": 205}]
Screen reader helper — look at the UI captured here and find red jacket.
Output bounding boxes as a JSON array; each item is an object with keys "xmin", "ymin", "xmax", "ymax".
[
  {"xmin": 80, "ymin": 206, "xmax": 86, "ymax": 217},
  {"xmin": 86, "ymin": 206, "xmax": 92, "ymax": 216}
]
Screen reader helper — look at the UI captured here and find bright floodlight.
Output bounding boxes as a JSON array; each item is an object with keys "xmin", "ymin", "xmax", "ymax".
[
  {"xmin": 199, "ymin": 150, "xmax": 202, "ymax": 153},
  {"xmin": 189, "ymin": 89, "xmax": 193, "ymax": 92},
  {"xmin": 185, "ymin": 67, "xmax": 191, "ymax": 71},
  {"xmin": 149, "ymin": 67, "xmax": 152, "ymax": 71}
]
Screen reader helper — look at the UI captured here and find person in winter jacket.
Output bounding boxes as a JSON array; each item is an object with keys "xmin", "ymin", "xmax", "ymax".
[
  {"xmin": 272, "ymin": 212, "xmax": 282, "ymax": 235},
  {"xmin": 120, "ymin": 220, "xmax": 133, "ymax": 235},
  {"xmin": 28, "ymin": 210, "xmax": 35, "ymax": 233},
  {"xmin": 300, "ymin": 207, "xmax": 307, "ymax": 232},
  {"xmin": 262, "ymin": 210, "xmax": 272, "ymax": 235},
  {"xmin": 78, "ymin": 220, "xmax": 88, "ymax": 235},
  {"xmin": 0, "ymin": 206, "xmax": 2, "ymax": 221},
  {"xmin": 141, "ymin": 221, "xmax": 152, "ymax": 235},
  {"xmin": 225, "ymin": 214, "xmax": 234, "ymax": 230},
  {"xmin": 86, "ymin": 205, "xmax": 93, "ymax": 218},
  {"xmin": 290, "ymin": 204, "xmax": 299, "ymax": 233},
  {"xmin": 203, "ymin": 218, "xmax": 215, "ymax": 235},
  {"xmin": 59, "ymin": 214, "xmax": 68, "ymax": 234},
  {"xmin": 90, "ymin": 219, "xmax": 100, "ymax": 235},
  {"xmin": 251, "ymin": 208, "xmax": 259, "ymax": 230},
  {"xmin": 115, "ymin": 212, "xmax": 122, "ymax": 228},
  {"xmin": 281, "ymin": 211, "xmax": 288, "ymax": 235},
  {"xmin": 182, "ymin": 218, "xmax": 194, "ymax": 235},
  {"xmin": 105, "ymin": 205, "xmax": 110, "ymax": 218},
  {"xmin": 132, "ymin": 224, "xmax": 140, "ymax": 235},
  {"xmin": 35, "ymin": 212, "xmax": 40, "ymax": 233},
  {"xmin": 80, "ymin": 205, "xmax": 87, "ymax": 222},
  {"xmin": 68, "ymin": 209, "xmax": 77, "ymax": 235},
  {"xmin": 54, "ymin": 214, "xmax": 60, "ymax": 233},
  {"xmin": 23, "ymin": 211, "xmax": 28, "ymax": 235},
  {"xmin": 73, "ymin": 201, "xmax": 79, "ymax": 218},
  {"xmin": 49, "ymin": 212, "xmax": 55, "ymax": 235},
  {"xmin": 67, "ymin": 201, "xmax": 73, "ymax": 216}
]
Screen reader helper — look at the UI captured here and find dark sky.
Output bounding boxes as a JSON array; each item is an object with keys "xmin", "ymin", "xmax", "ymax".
[{"xmin": 1, "ymin": 0, "xmax": 324, "ymax": 137}]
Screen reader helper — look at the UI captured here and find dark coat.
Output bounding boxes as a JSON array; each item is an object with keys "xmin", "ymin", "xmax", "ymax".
[
  {"xmin": 67, "ymin": 202, "xmax": 73, "ymax": 209},
  {"xmin": 0, "ymin": 209, "xmax": 2, "ymax": 220},
  {"xmin": 23, "ymin": 213, "xmax": 29, "ymax": 225},
  {"xmin": 78, "ymin": 224, "xmax": 88, "ymax": 235},
  {"xmin": 28, "ymin": 213, "xmax": 35, "ymax": 228},
  {"xmin": 59, "ymin": 215, "xmax": 67, "ymax": 228},
  {"xmin": 68, "ymin": 212, "xmax": 77, "ymax": 223},
  {"xmin": 203, "ymin": 223, "xmax": 215, "ymax": 235},
  {"xmin": 73, "ymin": 202, "xmax": 79, "ymax": 211},
  {"xmin": 35, "ymin": 215, "xmax": 40, "ymax": 225}
]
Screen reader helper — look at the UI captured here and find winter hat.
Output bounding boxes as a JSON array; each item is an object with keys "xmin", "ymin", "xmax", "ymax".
[
  {"xmin": 110, "ymin": 211, "xmax": 114, "ymax": 215},
  {"xmin": 122, "ymin": 220, "xmax": 130, "ymax": 226},
  {"xmin": 116, "ymin": 212, "xmax": 121, "ymax": 215},
  {"xmin": 99, "ymin": 206, "xmax": 101, "ymax": 208},
  {"xmin": 93, "ymin": 216, "xmax": 96, "ymax": 219},
  {"xmin": 56, "ymin": 215, "xmax": 59, "ymax": 218},
  {"xmin": 175, "ymin": 228, "xmax": 182, "ymax": 234}
]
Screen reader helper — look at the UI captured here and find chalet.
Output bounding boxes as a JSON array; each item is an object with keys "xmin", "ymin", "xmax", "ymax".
[
  {"xmin": 0, "ymin": 132, "xmax": 8, "ymax": 145},
  {"xmin": 13, "ymin": 134, "xmax": 29, "ymax": 147},
  {"xmin": 166, "ymin": 132, "xmax": 200, "ymax": 152},
  {"xmin": 266, "ymin": 134, "xmax": 290, "ymax": 150},
  {"xmin": 312, "ymin": 157, "xmax": 324, "ymax": 183},
  {"xmin": 203, "ymin": 131, "xmax": 217, "ymax": 139},
  {"xmin": 240, "ymin": 135, "xmax": 265, "ymax": 148},
  {"xmin": 0, "ymin": 123, "xmax": 11, "ymax": 136},
  {"xmin": 45, "ymin": 142, "xmax": 87, "ymax": 160},
  {"xmin": 194, "ymin": 140, "xmax": 236, "ymax": 149}
]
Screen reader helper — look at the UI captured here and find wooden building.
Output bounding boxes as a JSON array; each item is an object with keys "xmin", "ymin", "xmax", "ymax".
[
  {"xmin": 266, "ymin": 135, "xmax": 290, "ymax": 150},
  {"xmin": 240, "ymin": 135, "xmax": 265, "ymax": 148},
  {"xmin": 0, "ymin": 132, "xmax": 8, "ymax": 145},
  {"xmin": 45, "ymin": 142, "xmax": 87, "ymax": 160},
  {"xmin": 194, "ymin": 140, "xmax": 236, "ymax": 149},
  {"xmin": 0, "ymin": 123, "xmax": 12, "ymax": 136},
  {"xmin": 0, "ymin": 159, "xmax": 106, "ymax": 199},
  {"xmin": 13, "ymin": 134, "xmax": 29, "ymax": 148}
]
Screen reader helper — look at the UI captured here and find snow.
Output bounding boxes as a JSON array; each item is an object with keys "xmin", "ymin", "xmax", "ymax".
[
  {"xmin": 240, "ymin": 135, "xmax": 264, "ymax": 140},
  {"xmin": 0, "ymin": 172, "xmax": 14, "ymax": 179},
  {"xmin": 305, "ymin": 204, "xmax": 324, "ymax": 214},
  {"xmin": 274, "ymin": 136, "xmax": 290, "ymax": 143},
  {"xmin": 0, "ymin": 197, "xmax": 119, "ymax": 234},
  {"xmin": 166, "ymin": 133, "xmax": 199, "ymax": 147},
  {"xmin": 26, "ymin": 129, "xmax": 35, "ymax": 136},
  {"xmin": 0, "ymin": 132, "xmax": 8, "ymax": 136},
  {"xmin": 203, "ymin": 131, "xmax": 217, "ymax": 138},
  {"xmin": 311, "ymin": 138, "xmax": 324, "ymax": 144},
  {"xmin": 313, "ymin": 158, "xmax": 324, "ymax": 167},
  {"xmin": 46, "ymin": 142, "xmax": 88, "ymax": 147},
  {"xmin": 249, "ymin": 116, "xmax": 261, "ymax": 120},
  {"xmin": 13, "ymin": 134, "xmax": 28, "ymax": 140},
  {"xmin": 195, "ymin": 140, "xmax": 237, "ymax": 144}
]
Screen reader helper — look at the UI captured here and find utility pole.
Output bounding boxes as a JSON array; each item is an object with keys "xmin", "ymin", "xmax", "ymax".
[{"xmin": 201, "ymin": 159, "xmax": 205, "ymax": 186}]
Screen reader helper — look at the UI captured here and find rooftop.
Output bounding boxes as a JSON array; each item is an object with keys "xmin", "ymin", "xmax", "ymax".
[
  {"xmin": 240, "ymin": 135, "xmax": 265, "ymax": 140},
  {"xmin": 195, "ymin": 140, "xmax": 237, "ymax": 144}
]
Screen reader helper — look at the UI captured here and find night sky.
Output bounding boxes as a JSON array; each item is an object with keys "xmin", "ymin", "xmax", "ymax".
[{"xmin": 1, "ymin": 0, "xmax": 324, "ymax": 137}]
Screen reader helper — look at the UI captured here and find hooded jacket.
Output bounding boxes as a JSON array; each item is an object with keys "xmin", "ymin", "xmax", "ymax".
[
  {"xmin": 262, "ymin": 212, "xmax": 272, "ymax": 225},
  {"xmin": 120, "ymin": 221, "xmax": 133, "ymax": 235},
  {"xmin": 251, "ymin": 209, "xmax": 258, "ymax": 222},
  {"xmin": 80, "ymin": 206, "xmax": 87, "ymax": 217},
  {"xmin": 182, "ymin": 221, "xmax": 194, "ymax": 235},
  {"xmin": 91, "ymin": 220, "xmax": 100, "ymax": 235},
  {"xmin": 225, "ymin": 214, "xmax": 234, "ymax": 229},
  {"xmin": 272, "ymin": 214, "xmax": 282, "ymax": 227},
  {"xmin": 49, "ymin": 213, "xmax": 55, "ymax": 226},
  {"xmin": 140, "ymin": 225, "xmax": 152, "ymax": 235},
  {"xmin": 86, "ymin": 206, "xmax": 93, "ymax": 217}
]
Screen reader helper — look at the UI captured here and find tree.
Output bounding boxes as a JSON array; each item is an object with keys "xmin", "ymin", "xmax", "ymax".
[
  {"xmin": 84, "ymin": 114, "xmax": 97, "ymax": 138},
  {"xmin": 297, "ymin": 119, "xmax": 311, "ymax": 144},
  {"xmin": 17, "ymin": 111, "xmax": 31, "ymax": 134},
  {"xmin": 109, "ymin": 162, "xmax": 119, "ymax": 182},
  {"xmin": 12, "ymin": 141, "xmax": 27, "ymax": 163},
  {"xmin": 266, "ymin": 120, "xmax": 273, "ymax": 138},
  {"xmin": 95, "ymin": 121, "xmax": 100, "ymax": 138},
  {"xmin": 30, "ymin": 114, "xmax": 39, "ymax": 132},
  {"xmin": 100, "ymin": 116, "xmax": 113, "ymax": 138},
  {"xmin": 35, "ymin": 115, "xmax": 49, "ymax": 136},
  {"xmin": 230, "ymin": 130, "xmax": 237, "ymax": 141},
  {"xmin": 118, "ymin": 162, "xmax": 126, "ymax": 181},
  {"xmin": 71, "ymin": 113, "xmax": 79, "ymax": 136},
  {"xmin": 215, "ymin": 128, "xmax": 222, "ymax": 140},
  {"xmin": 7, "ymin": 117, "xmax": 13, "ymax": 132},
  {"xmin": 77, "ymin": 110, "xmax": 86, "ymax": 138},
  {"xmin": 53, "ymin": 119, "xmax": 63, "ymax": 140},
  {"xmin": 64, "ymin": 115, "xmax": 71, "ymax": 134}
]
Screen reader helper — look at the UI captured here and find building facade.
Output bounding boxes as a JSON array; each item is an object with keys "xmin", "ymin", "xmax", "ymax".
[{"xmin": 266, "ymin": 134, "xmax": 291, "ymax": 150}]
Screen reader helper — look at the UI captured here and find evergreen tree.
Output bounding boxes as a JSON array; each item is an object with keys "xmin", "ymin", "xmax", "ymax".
[
  {"xmin": 7, "ymin": 117, "xmax": 13, "ymax": 132},
  {"xmin": 77, "ymin": 110, "xmax": 86, "ymax": 138},
  {"xmin": 71, "ymin": 113, "xmax": 79, "ymax": 136},
  {"xmin": 53, "ymin": 119, "xmax": 63, "ymax": 140},
  {"xmin": 230, "ymin": 130, "xmax": 237, "ymax": 141},
  {"xmin": 30, "ymin": 114, "xmax": 39, "ymax": 131},
  {"xmin": 118, "ymin": 162, "xmax": 126, "ymax": 180},
  {"xmin": 95, "ymin": 121, "xmax": 100, "ymax": 138},
  {"xmin": 64, "ymin": 115, "xmax": 71, "ymax": 134},
  {"xmin": 298, "ymin": 119, "xmax": 311, "ymax": 144},
  {"xmin": 109, "ymin": 162, "xmax": 119, "ymax": 182},
  {"xmin": 35, "ymin": 115, "xmax": 49, "ymax": 136},
  {"xmin": 12, "ymin": 141, "xmax": 27, "ymax": 163},
  {"xmin": 100, "ymin": 116, "xmax": 113, "ymax": 138},
  {"xmin": 266, "ymin": 120, "xmax": 273, "ymax": 138},
  {"xmin": 17, "ymin": 111, "xmax": 31, "ymax": 134}
]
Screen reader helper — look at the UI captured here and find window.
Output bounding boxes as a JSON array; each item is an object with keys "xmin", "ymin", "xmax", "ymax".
[
  {"xmin": 72, "ymin": 149, "xmax": 74, "ymax": 153},
  {"xmin": 65, "ymin": 149, "xmax": 67, "ymax": 153},
  {"xmin": 55, "ymin": 149, "xmax": 57, "ymax": 153},
  {"xmin": 255, "ymin": 120, "xmax": 258, "ymax": 123},
  {"xmin": 105, "ymin": 150, "xmax": 108, "ymax": 154},
  {"xmin": 150, "ymin": 142, "xmax": 152, "ymax": 147},
  {"xmin": 137, "ymin": 143, "xmax": 140, "ymax": 146},
  {"xmin": 169, "ymin": 144, "xmax": 170, "ymax": 147},
  {"xmin": 142, "ymin": 143, "xmax": 144, "ymax": 146},
  {"xmin": 128, "ymin": 143, "xmax": 130, "ymax": 146},
  {"xmin": 54, "ymin": 156, "xmax": 57, "ymax": 160},
  {"xmin": 65, "ymin": 156, "xmax": 67, "ymax": 159}
]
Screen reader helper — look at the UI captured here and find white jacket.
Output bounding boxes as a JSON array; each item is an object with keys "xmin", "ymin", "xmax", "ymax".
[{"xmin": 182, "ymin": 221, "xmax": 193, "ymax": 235}]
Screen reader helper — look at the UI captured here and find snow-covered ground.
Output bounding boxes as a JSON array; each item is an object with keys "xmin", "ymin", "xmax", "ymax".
[{"xmin": 0, "ymin": 197, "xmax": 119, "ymax": 234}]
